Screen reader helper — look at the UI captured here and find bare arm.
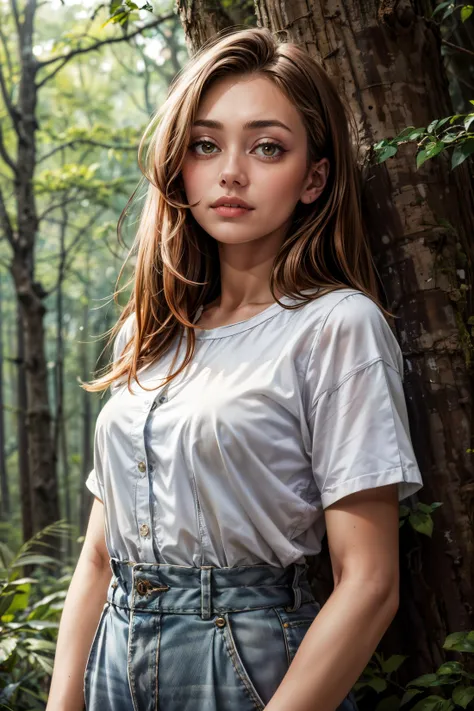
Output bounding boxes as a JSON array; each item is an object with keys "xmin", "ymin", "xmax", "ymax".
[
  {"xmin": 46, "ymin": 497, "xmax": 112, "ymax": 711},
  {"xmin": 265, "ymin": 483, "xmax": 400, "ymax": 711}
]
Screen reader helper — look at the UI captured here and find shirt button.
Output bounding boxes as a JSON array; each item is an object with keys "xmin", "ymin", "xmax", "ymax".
[
  {"xmin": 137, "ymin": 461, "xmax": 146, "ymax": 473},
  {"xmin": 159, "ymin": 395, "xmax": 167, "ymax": 404},
  {"xmin": 139, "ymin": 523, "xmax": 150, "ymax": 538}
]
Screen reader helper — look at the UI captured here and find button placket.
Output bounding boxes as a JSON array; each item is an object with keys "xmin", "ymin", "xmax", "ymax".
[{"xmin": 130, "ymin": 384, "xmax": 171, "ymax": 559}]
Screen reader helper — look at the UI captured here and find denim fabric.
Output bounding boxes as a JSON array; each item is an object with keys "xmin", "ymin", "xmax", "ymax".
[{"xmin": 84, "ymin": 557, "xmax": 359, "ymax": 711}]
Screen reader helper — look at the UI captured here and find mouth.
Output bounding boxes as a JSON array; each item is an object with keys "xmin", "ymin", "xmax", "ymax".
[{"xmin": 211, "ymin": 205, "xmax": 254, "ymax": 218}]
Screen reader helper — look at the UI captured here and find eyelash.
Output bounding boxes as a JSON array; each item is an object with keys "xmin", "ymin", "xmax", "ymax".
[{"xmin": 188, "ymin": 139, "xmax": 286, "ymax": 161}]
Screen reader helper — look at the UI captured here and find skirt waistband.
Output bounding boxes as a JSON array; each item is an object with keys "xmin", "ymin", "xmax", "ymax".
[{"xmin": 107, "ymin": 558, "xmax": 315, "ymax": 619}]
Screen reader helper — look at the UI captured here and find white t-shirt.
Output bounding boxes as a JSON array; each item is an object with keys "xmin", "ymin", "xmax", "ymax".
[{"xmin": 86, "ymin": 287, "xmax": 423, "ymax": 568}]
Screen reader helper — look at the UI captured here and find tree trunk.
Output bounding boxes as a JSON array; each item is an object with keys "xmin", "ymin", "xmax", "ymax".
[
  {"xmin": 0, "ymin": 274, "xmax": 10, "ymax": 521},
  {"xmin": 16, "ymin": 302, "xmax": 33, "ymax": 546},
  {"xmin": 79, "ymin": 259, "xmax": 93, "ymax": 536},
  {"xmin": 177, "ymin": 0, "xmax": 474, "ymax": 686}
]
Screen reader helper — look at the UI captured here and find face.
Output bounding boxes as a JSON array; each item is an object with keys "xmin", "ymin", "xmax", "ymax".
[{"xmin": 180, "ymin": 74, "xmax": 329, "ymax": 253}]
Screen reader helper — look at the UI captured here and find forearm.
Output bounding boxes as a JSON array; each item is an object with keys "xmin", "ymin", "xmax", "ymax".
[
  {"xmin": 266, "ymin": 579, "xmax": 398, "ymax": 711},
  {"xmin": 46, "ymin": 550, "xmax": 112, "ymax": 711}
]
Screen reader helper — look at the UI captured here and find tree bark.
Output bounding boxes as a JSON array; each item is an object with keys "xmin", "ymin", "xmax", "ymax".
[
  {"xmin": 16, "ymin": 301, "xmax": 33, "ymax": 546},
  {"xmin": 0, "ymin": 274, "xmax": 10, "ymax": 521},
  {"xmin": 177, "ymin": 0, "xmax": 474, "ymax": 685}
]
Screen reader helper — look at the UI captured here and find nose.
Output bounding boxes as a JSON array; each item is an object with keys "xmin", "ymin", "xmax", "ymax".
[{"xmin": 219, "ymin": 152, "xmax": 248, "ymax": 187}]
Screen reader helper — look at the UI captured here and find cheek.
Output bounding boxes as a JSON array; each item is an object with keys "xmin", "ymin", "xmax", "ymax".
[
  {"xmin": 180, "ymin": 159, "xmax": 203, "ymax": 201},
  {"xmin": 262, "ymin": 166, "xmax": 304, "ymax": 210}
]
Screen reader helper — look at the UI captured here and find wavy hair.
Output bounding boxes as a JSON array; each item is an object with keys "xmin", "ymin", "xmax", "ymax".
[{"xmin": 82, "ymin": 26, "xmax": 389, "ymax": 395}]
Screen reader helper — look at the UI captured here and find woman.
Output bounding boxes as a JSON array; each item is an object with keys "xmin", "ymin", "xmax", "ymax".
[{"xmin": 47, "ymin": 26, "xmax": 423, "ymax": 711}]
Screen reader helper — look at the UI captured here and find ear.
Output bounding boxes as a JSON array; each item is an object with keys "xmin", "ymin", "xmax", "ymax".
[{"xmin": 300, "ymin": 157, "xmax": 330, "ymax": 204}]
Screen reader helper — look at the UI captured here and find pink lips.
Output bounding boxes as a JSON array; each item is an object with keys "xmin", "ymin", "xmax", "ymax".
[{"xmin": 212, "ymin": 205, "xmax": 252, "ymax": 217}]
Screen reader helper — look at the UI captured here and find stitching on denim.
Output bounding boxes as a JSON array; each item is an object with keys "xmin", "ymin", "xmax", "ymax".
[
  {"xmin": 221, "ymin": 614, "xmax": 265, "ymax": 711},
  {"xmin": 83, "ymin": 602, "xmax": 109, "ymax": 704},
  {"xmin": 272, "ymin": 606, "xmax": 291, "ymax": 668},
  {"xmin": 127, "ymin": 603, "xmax": 140, "ymax": 711},
  {"xmin": 154, "ymin": 612, "xmax": 161, "ymax": 711}
]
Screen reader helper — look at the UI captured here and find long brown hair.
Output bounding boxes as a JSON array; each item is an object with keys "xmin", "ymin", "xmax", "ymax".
[{"xmin": 82, "ymin": 26, "xmax": 389, "ymax": 396}]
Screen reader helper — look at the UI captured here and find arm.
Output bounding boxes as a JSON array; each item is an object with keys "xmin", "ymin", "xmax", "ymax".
[
  {"xmin": 46, "ymin": 497, "xmax": 112, "ymax": 711},
  {"xmin": 266, "ymin": 483, "xmax": 400, "ymax": 711}
]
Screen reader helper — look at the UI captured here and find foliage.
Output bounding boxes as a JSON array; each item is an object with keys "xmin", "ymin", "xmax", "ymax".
[
  {"xmin": 0, "ymin": 521, "xmax": 75, "ymax": 711},
  {"xmin": 399, "ymin": 501, "xmax": 443, "ymax": 538},
  {"xmin": 431, "ymin": 2, "xmax": 474, "ymax": 23},
  {"xmin": 355, "ymin": 634, "xmax": 474, "ymax": 710},
  {"xmin": 354, "ymin": 501, "xmax": 474, "ymax": 711},
  {"xmin": 372, "ymin": 103, "xmax": 474, "ymax": 171}
]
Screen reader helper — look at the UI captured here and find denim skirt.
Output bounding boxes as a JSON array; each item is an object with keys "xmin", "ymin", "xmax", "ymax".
[{"xmin": 84, "ymin": 557, "xmax": 359, "ymax": 711}]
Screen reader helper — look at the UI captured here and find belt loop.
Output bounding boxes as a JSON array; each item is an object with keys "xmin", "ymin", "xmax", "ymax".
[
  {"xmin": 286, "ymin": 563, "xmax": 305, "ymax": 612},
  {"xmin": 200, "ymin": 566, "xmax": 212, "ymax": 620}
]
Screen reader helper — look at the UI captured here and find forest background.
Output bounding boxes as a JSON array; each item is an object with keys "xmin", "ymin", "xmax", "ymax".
[{"xmin": 1, "ymin": 0, "xmax": 474, "ymax": 709}]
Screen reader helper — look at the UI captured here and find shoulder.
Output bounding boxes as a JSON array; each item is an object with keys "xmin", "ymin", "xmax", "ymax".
[
  {"xmin": 318, "ymin": 289, "xmax": 391, "ymax": 341},
  {"xmin": 305, "ymin": 288, "xmax": 403, "ymax": 381}
]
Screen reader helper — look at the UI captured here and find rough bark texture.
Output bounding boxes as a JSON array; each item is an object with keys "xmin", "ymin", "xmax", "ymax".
[
  {"xmin": 176, "ymin": 0, "xmax": 256, "ymax": 55},
  {"xmin": 177, "ymin": 0, "xmax": 474, "ymax": 685},
  {"xmin": 261, "ymin": 0, "xmax": 474, "ymax": 681}
]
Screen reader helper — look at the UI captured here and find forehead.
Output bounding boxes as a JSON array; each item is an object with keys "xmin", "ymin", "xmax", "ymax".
[{"xmin": 195, "ymin": 74, "xmax": 303, "ymax": 132}]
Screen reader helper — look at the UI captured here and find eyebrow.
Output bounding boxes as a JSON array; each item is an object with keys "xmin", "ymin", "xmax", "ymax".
[{"xmin": 192, "ymin": 119, "xmax": 293, "ymax": 133}]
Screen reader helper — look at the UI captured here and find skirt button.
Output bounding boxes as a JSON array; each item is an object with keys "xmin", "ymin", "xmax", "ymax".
[{"xmin": 215, "ymin": 617, "xmax": 226, "ymax": 628}]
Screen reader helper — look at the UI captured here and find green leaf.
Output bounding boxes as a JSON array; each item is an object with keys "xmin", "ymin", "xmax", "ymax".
[
  {"xmin": 400, "ymin": 688, "xmax": 423, "ymax": 706},
  {"xmin": 409, "ymin": 694, "xmax": 451, "ymax": 710},
  {"xmin": 10, "ymin": 554, "xmax": 58, "ymax": 568},
  {"xmin": 427, "ymin": 119, "xmax": 439, "ymax": 134},
  {"xmin": 436, "ymin": 661, "xmax": 463, "ymax": 675},
  {"xmin": 366, "ymin": 677, "xmax": 388, "ymax": 692},
  {"xmin": 452, "ymin": 685, "xmax": 474, "ymax": 708},
  {"xmin": 416, "ymin": 142, "xmax": 445, "ymax": 169},
  {"xmin": 409, "ymin": 510, "xmax": 433, "ymax": 537},
  {"xmin": 432, "ymin": 0, "xmax": 453, "ymax": 17},
  {"xmin": 461, "ymin": 5, "xmax": 474, "ymax": 21},
  {"xmin": 0, "ymin": 637, "xmax": 17, "ymax": 664},
  {"xmin": 443, "ymin": 630, "xmax": 474, "ymax": 653},
  {"xmin": 407, "ymin": 673, "xmax": 440, "ymax": 688},
  {"xmin": 376, "ymin": 145, "xmax": 398, "ymax": 163},
  {"xmin": 451, "ymin": 138, "xmax": 474, "ymax": 168},
  {"xmin": 375, "ymin": 695, "xmax": 401, "ymax": 711},
  {"xmin": 380, "ymin": 654, "xmax": 408, "ymax": 674}
]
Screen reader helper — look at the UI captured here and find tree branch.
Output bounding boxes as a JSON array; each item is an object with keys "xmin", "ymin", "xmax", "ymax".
[
  {"xmin": 0, "ymin": 63, "xmax": 20, "ymax": 131},
  {"xmin": 38, "ymin": 138, "xmax": 139, "ymax": 164},
  {"xmin": 35, "ymin": 14, "xmax": 174, "ymax": 89},
  {"xmin": 0, "ymin": 185, "xmax": 16, "ymax": 248},
  {"xmin": 0, "ymin": 25, "xmax": 15, "ymax": 96},
  {"xmin": 442, "ymin": 38, "xmax": 474, "ymax": 59},
  {"xmin": 45, "ymin": 209, "xmax": 103, "ymax": 296},
  {"xmin": 0, "ymin": 121, "xmax": 17, "ymax": 175},
  {"xmin": 10, "ymin": 0, "xmax": 22, "ymax": 51},
  {"xmin": 37, "ymin": 193, "xmax": 82, "ymax": 222}
]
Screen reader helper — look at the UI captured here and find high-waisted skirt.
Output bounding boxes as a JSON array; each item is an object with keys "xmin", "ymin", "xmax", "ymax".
[{"xmin": 84, "ymin": 557, "xmax": 359, "ymax": 711}]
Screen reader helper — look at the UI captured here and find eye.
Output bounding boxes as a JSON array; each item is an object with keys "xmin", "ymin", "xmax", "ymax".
[
  {"xmin": 254, "ymin": 141, "xmax": 286, "ymax": 160},
  {"xmin": 187, "ymin": 139, "xmax": 287, "ymax": 161},
  {"xmin": 188, "ymin": 139, "xmax": 218, "ymax": 156}
]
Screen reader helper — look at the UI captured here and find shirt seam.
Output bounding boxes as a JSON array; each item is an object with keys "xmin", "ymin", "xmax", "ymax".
[
  {"xmin": 302, "ymin": 291, "xmax": 363, "ymax": 389},
  {"xmin": 308, "ymin": 357, "xmax": 400, "ymax": 419},
  {"xmin": 193, "ymin": 299, "xmax": 304, "ymax": 339}
]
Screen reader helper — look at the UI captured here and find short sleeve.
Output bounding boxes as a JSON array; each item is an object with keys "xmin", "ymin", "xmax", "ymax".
[
  {"xmin": 305, "ymin": 292, "xmax": 423, "ymax": 509},
  {"xmin": 85, "ymin": 467, "xmax": 104, "ymax": 503}
]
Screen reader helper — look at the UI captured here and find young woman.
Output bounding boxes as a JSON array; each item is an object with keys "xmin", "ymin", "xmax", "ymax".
[{"xmin": 47, "ymin": 26, "xmax": 424, "ymax": 711}]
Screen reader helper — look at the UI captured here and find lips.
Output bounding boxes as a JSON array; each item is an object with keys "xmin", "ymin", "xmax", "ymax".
[{"xmin": 211, "ymin": 197, "xmax": 254, "ymax": 209}]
